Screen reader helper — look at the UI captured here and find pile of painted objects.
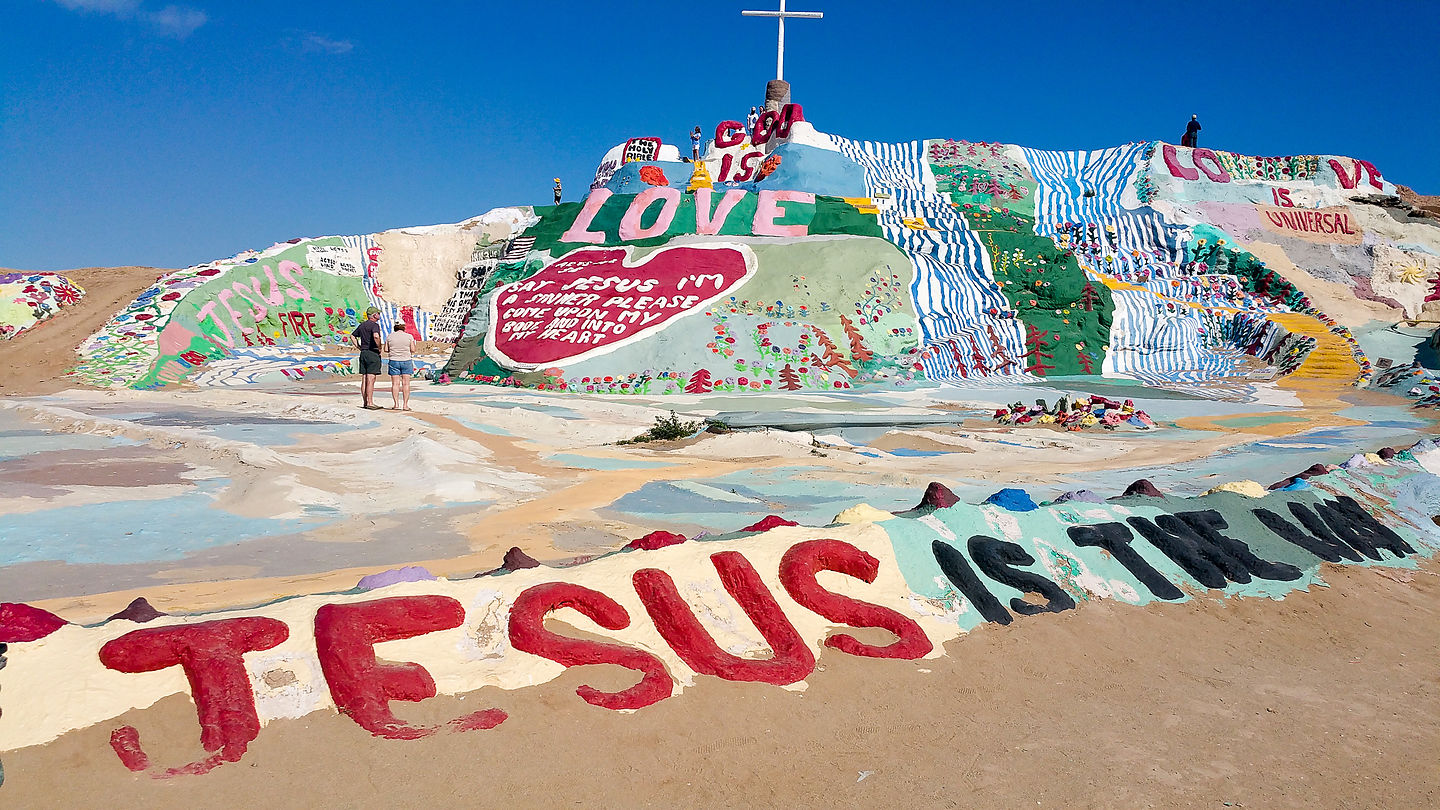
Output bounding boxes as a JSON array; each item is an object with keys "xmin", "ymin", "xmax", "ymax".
[{"xmin": 993, "ymin": 394, "xmax": 1155, "ymax": 431}]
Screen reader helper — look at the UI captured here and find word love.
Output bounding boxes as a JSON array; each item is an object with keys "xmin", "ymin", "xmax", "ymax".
[
  {"xmin": 1163, "ymin": 144, "xmax": 1384, "ymax": 190},
  {"xmin": 487, "ymin": 243, "xmax": 756, "ymax": 367},
  {"xmin": 562, "ymin": 187, "xmax": 815, "ymax": 244}
]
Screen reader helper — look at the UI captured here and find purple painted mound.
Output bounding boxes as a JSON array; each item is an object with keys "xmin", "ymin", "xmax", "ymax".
[
  {"xmin": 627, "ymin": 530, "xmax": 687, "ymax": 551},
  {"xmin": 1119, "ymin": 479, "xmax": 1164, "ymax": 498},
  {"xmin": 1269, "ymin": 477, "xmax": 1297, "ymax": 491},
  {"xmin": 1296, "ymin": 463, "xmax": 1333, "ymax": 479},
  {"xmin": 357, "ymin": 565, "xmax": 437, "ymax": 590},
  {"xmin": 742, "ymin": 515, "xmax": 800, "ymax": 532},
  {"xmin": 1055, "ymin": 489, "xmax": 1105, "ymax": 504},
  {"xmin": 1378, "ymin": 447, "xmax": 1399, "ymax": 460},
  {"xmin": 502, "ymin": 547, "xmax": 541, "ymax": 570},
  {"xmin": 108, "ymin": 597, "xmax": 165, "ymax": 623}
]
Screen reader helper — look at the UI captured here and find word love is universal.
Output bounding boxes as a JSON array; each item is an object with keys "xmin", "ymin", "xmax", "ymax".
[{"xmin": 0, "ymin": 467, "xmax": 1433, "ymax": 781}]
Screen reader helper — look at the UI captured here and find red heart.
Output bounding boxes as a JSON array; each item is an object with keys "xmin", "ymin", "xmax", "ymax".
[{"xmin": 487, "ymin": 245, "xmax": 755, "ymax": 368}]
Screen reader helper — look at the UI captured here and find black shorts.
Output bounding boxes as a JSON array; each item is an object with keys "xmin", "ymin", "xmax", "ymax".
[{"xmin": 359, "ymin": 350, "xmax": 383, "ymax": 375}]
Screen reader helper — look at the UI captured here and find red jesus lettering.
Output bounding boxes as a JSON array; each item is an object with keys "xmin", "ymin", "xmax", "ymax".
[
  {"xmin": 509, "ymin": 582, "xmax": 673, "ymax": 710},
  {"xmin": 314, "ymin": 596, "xmax": 507, "ymax": 740},
  {"xmin": 779, "ymin": 539, "xmax": 934, "ymax": 659},
  {"xmin": 99, "ymin": 616, "xmax": 288, "ymax": 777},
  {"xmin": 633, "ymin": 551, "xmax": 815, "ymax": 685}
]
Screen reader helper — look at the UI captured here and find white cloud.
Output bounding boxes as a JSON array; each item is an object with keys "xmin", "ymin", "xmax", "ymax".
[
  {"xmin": 53, "ymin": 0, "xmax": 141, "ymax": 12},
  {"xmin": 146, "ymin": 5, "xmax": 207, "ymax": 38},
  {"xmin": 48, "ymin": 0, "xmax": 208, "ymax": 39},
  {"xmin": 302, "ymin": 34, "xmax": 355, "ymax": 55}
]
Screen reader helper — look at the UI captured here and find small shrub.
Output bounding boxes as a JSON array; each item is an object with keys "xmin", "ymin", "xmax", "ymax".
[{"xmin": 620, "ymin": 411, "xmax": 704, "ymax": 444}]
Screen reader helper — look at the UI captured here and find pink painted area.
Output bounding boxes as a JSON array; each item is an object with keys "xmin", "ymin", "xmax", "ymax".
[
  {"xmin": 1191, "ymin": 149, "xmax": 1232, "ymax": 183},
  {"xmin": 752, "ymin": 190, "xmax": 814, "ymax": 237},
  {"xmin": 489, "ymin": 245, "xmax": 751, "ymax": 367},
  {"xmin": 713, "ymin": 120, "xmax": 745, "ymax": 148},
  {"xmin": 1162, "ymin": 144, "xmax": 1199, "ymax": 181},
  {"xmin": 693, "ymin": 188, "xmax": 747, "ymax": 235},
  {"xmin": 0, "ymin": 602, "xmax": 68, "ymax": 642},
  {"xmin": 560, "ymin": 189, "xmax": 614, "ymax": 244},
  {"xmin": 618, "ymin": 186, "xmax": 681, "ymax": 241},
  {"xmin": 1329, "ymin": 158, "xmax": 1384, "ymax": 190},
  {"xmin": 1195, "ymin": 201, "xmax": 1262, "ymax": 237}
]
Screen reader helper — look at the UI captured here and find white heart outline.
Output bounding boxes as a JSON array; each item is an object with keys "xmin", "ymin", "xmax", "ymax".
[{"xmin": 484, "ymin": 242, "xmax": 758, "ymax": 371}]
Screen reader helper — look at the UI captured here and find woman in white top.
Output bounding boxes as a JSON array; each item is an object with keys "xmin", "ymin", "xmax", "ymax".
[{"xmin": 384, "ymin": 324, "xmax": 417, "ymax": 410}]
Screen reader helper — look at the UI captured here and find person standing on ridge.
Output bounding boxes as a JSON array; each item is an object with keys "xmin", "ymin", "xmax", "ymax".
[
  {"xmin": 351, "ymin": 307, "xmax": 384, "ymax": 410},
  {"xmin": 747, "ymin": 106, "xmax": 759, "ymax": 135},
  {"xmin": 385, "ymin": 323, "xmax": 416, "ymax": 411},
  {"xmin": 1182, "ymin": 115, "xmax": 1201, "ymax": 148},
  {"xmin": 553, "ymin": 178, "xmax": 563, "ymax": 204},
  {"xmin": 691, "ymin": 125, "xmax": 702, "ymax": 159}
]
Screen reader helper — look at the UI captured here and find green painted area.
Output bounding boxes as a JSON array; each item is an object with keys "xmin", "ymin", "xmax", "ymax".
[
  {"xmin": 963, "ymin": 207, "xmax": 1115, "ymax": 376},
  {"xmin": 1212, "ymin": 414, "xmax": 1307, "ymax": 428},
  {"xmin": 451, "ymin": 236, "xmax": 924, "ymax": 395},
  {"xmin": 135, "ymin": 239, "xmax": 369, "ymax": 389},
  {"xmin": 927, "ymin": 140, "xmax": 1039, "ymax": 219},
  {"xmin": 526, "ymin": 192, "xmax": 883, "ymax": 254}
]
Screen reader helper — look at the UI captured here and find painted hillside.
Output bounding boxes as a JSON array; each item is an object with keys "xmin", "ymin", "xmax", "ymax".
[{"xmin": 62, "ymin": 107, "xmax": 1440, "ymax": 394}]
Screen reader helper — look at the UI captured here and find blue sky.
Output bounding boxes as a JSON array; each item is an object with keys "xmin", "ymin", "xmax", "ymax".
[{"xmin": 3, "ymin": 0, "xmax": 1437, "ymax": 271}]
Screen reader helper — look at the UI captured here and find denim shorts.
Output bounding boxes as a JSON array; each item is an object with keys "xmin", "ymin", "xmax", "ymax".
[{"xmin": 387, "ymin": 360, "xmax": 415, "ymax": 376}]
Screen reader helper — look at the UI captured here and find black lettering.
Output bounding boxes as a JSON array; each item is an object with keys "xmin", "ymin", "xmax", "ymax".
[
  {"xmin": 1067, "ymin": 522, "xmax": 1184, "ymax": 600},
  {"xmin": 1254, "ymin": 505, "xmax": 1360, "ymax": 562},
  {"xmin": 931, "ymin": 540, "xmax": 1011, "ymax": 625},
  {"xmin": 1175, "ymin": 510, "xmax": 1301, "ymax": 581},
  {"xmin": 1127, "ymin": 514, "xmax": 1240, "ymax": 588},
  {"xmin": 968, "ymin": 536, "xmax": 1076, "ymax": 615},
  {"xmin": 1316, "ymin": 497, "xmax": 1415, "ymax": 560}
]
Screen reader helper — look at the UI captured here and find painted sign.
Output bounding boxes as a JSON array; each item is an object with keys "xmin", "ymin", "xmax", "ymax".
[
  {"xmin": 486, "ymin": 243, "xmax": 757, "ymax": 368},
  {"xmin": 0, "ymin": 461, "xmax": 1433, "ymax": 781},
  {"xmin": 1256, "ymin": 205, "xmax": 1364, "ymax": 245}
]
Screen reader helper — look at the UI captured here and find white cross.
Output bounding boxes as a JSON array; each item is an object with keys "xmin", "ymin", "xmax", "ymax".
[{"xmin": 741, "ymin": 0, "xmax": 823, "ymax": 82}]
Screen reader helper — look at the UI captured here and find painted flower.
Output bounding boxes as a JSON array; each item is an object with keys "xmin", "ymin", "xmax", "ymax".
[{"xmin": 639, "ymin": 166, "xmax": 669, "ymax": 186}]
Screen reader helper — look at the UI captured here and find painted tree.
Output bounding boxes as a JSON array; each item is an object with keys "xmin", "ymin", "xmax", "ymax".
[
  {"xmin": 778, "ymin": 363, "xmax": 802, "ymax": 390},
  {"xmin": 946, "ymin": 339, "xmax": 969, "ymax": 379},
  {"xmin": 968, "ymin": 335, "xmax": 992, "ymax": 375},
  {"xmin": 985, "ymin": 324, "xmax": 1017, "ymax": 373},
  {"xmin": 823, "ymin": 345, "xmax": 857, "ymax": 378},
  {"xmin": 839, "ymin": 315, "xmax": 874, "ymax": 367},
  {"xmin": 1079, "ymin": 280, "xmax": 1101, "ymax": 312},
  {"xmin": 1076, "ymin": 347, "xmax": 1094, "ymax": 374},
  {"xmin": 1022, "ymin": 325, "xmax": 1056, "ymax": 376},
  {"xmin": 684, "ymin": 368, "xmax": 713, "ymax": 393}
]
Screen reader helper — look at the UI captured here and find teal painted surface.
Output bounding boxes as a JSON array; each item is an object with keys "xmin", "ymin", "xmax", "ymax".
[
  {"xmin": 879, "ymin": 463, "xmax": 1440, "ymax": 630},
  {"xmin": 545, "ymin": 453, "xmax": 674, "ymax": 471}
]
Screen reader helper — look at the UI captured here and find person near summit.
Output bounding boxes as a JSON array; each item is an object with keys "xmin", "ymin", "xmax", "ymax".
[
  {"xmin": 385, "ymin": 323, "xmax": 417, "ymax": 411},
  {"xmin": 553, "ymin": 177, "xmax": 562, "ymax": 205},
  {"xmin": 1181, "ymin": 114, "xmax": 1201, "ymax": 148},
  {"xmin": 351, "ymin": 307, "xmax": 384, "ymax": 410},
  {"xmin": 691, "ymin": 125, "xmax": 702, "ymax": 159},
  {"xmin": 747, "ymin": 106, "xmax": 759, "ymax": 134}
]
